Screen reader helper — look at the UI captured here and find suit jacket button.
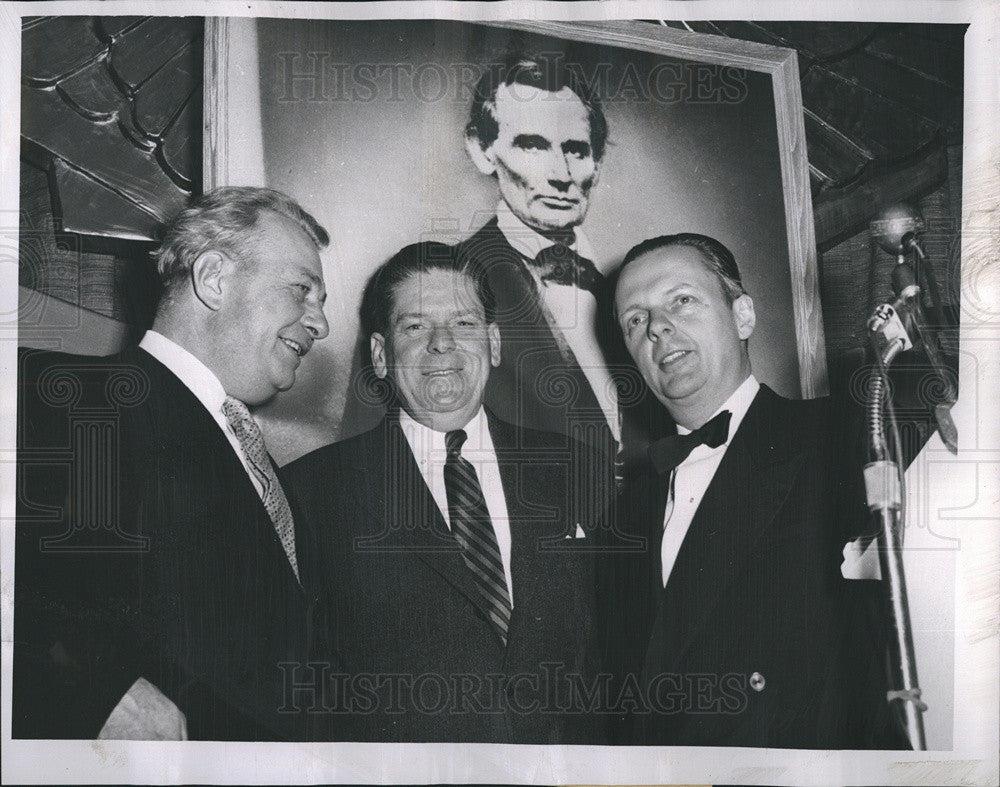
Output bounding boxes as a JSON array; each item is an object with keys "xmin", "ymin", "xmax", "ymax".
[{"xmin": 749, "ymin": 672, "xmax": 766, "ymax": 692}]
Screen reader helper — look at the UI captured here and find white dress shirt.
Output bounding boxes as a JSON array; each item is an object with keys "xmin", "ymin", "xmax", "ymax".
[
  {"xmin": 661, "ymin": 375, "xmax": 761, "ymax": 586},
  {"xmin": 138, "ymin": 330, "xmax": 265, "ymax": 499},
  {"xmin": 398, "ymin": 406, "xmax": 514, "ymax": 604},
  {"xmin": 496, "ymin": 202, "xmax": 620, "ymax": 442}
]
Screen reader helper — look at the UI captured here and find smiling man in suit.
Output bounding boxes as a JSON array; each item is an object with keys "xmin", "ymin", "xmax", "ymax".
[
  {"xmin": 607, "ymin": 233, "xmax": 908, "ymax": 748},
  {"xmin": 284, "ymin": 241, "xmax": 610, "ymax": 743},
  {"xmin": 14, "ymin": 187, "xmax": 332, "ymax": 741}
]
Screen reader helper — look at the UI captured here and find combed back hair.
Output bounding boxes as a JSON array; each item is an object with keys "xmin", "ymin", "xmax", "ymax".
[
  {"xmin": 153, "ymin": 186, "xmax": 329, "ymax": 291},
  {"xmin": 360, "ymin": 241, "xmax": 497, "ymax": 339},
  {"xmin": 466, "ymin": 53, "xmax": 608, "ymax": 162},
  {"xmin": 619, "ymin": 233, "xmax": 746, "ymax": 304}
]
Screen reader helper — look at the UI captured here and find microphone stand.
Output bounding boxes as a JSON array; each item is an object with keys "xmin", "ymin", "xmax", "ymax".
[{"xmin": 866, "ymin": 303, "xmax": 928, "ymax": 750}]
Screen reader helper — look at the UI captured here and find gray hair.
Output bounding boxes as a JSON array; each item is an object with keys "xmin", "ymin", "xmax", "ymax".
[{"xmin": 153, "ymin": 186, "xmax": 329, "ymax": 291}]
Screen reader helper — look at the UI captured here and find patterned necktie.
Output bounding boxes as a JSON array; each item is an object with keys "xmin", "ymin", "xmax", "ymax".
[
  {"xmin": 648, "ymin": 410, "xmax": 732, "ymax": 475},
  {"xmin": 222, "ymin": 396, "xmax": 299, "ymax": 582},
  {"xmin": 532, "ymin": 243, "xmax": 606, "ymax": 299},
  {"xmin": 443, "ymin": 429, "xmax": 512, "ymax": 645}
]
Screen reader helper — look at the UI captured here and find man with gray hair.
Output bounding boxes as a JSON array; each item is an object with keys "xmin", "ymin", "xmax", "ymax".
[{"xmin": 14, "ymin": 187, "xmax": 332, "ymax": 741}]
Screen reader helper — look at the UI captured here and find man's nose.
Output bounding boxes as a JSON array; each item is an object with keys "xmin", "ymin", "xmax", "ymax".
[
  {"xmin": 302, "ymin": 302, "xmax": 329, "ymax": 340},
  {"xmin": 647, "ymin": 310, "xmax": 674, "ymax": 341},
  {"xmin": 427, "ymin": 325, "xmax": 456, "ymax": 353},
  {"xmin": 546, "ymin": 151, "xmax": 573, "ymax": 185}
]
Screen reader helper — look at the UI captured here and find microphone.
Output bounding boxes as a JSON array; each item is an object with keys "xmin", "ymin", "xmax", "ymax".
[
  {"xmin": 898, "ymin": 232, "xmax": 926, "ymax": 259},
  {"xmin": 869, "ymin": 204, "xmax": 958, "ymax": 453},
  {"xmin": 871, "ymin": 204, "xmax": 925, "ymax": 257}
]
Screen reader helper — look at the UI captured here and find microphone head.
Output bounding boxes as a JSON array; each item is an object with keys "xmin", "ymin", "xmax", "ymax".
[{"xmin": 870, "ymin": 203, "xmax": 925, "ymax": 255}]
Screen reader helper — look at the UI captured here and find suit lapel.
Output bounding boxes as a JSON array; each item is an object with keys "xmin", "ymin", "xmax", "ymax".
[
  {"xmin": 364, "ymin": 417, "xmax": 499, "ymax": 627},
  {"xmin": 128, "ymin": 346, "xmax": 305, "ymax": 591},
  {"xmin": 641, "ymin": 466, "xmax": 672, "ymax": 601},
  {"xmin": 491, "ymin": 412, "xmax": 586, "ymax": 656},
  {"xmin": 617, "ymin": 443, "xmax": 673, "ymax": 597},
  {"xmin": 489, "ymin": 413, "xmax": 531, "ymax": 586},
  {"xmin": 647, "ymin": 386, "xmax": 804, "ymax": 671}
]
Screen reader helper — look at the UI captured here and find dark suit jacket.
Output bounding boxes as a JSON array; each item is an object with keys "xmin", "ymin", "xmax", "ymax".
[
  {"xmin": 601, "ymin": 384, "xmax": 909, "ymax": 748},
  {"xmin": 13, "ymin": 346, "xmax": 326, "ymax": 740},
  {"xmin": 456, "ymin": 218, "xmax": 668, "ymax": 465},
  {"xmin": 283, "ymin": 410, "xmax": 612, "ymax": 743}
]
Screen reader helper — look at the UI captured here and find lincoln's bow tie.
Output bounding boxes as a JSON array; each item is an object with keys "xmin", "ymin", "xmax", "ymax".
[{"xmin": 531, "ymin": 243, "xmax": 605, "ymax": 298}]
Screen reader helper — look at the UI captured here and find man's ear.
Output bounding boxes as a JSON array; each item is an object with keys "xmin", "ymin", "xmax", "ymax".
[
  {"xmin": 488, "ymin": 322, "xmax": 501, "ymax": 368},
  {"xmin": 732, "ymin": 293, "xmax": 756, "ymax": 341},
  {"xmin": 464, "ymin": 132, "xmax": 497, "ymax": 177},
  {"xmin": 191, "ymin": 250, "xmax": 229, "ymax": 311},
  {"xmin": 370, "ymin": 333, "xmax": 388, "ymax": 379}
]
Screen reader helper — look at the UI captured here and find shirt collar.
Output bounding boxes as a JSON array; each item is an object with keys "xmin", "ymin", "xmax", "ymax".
[
  {"xmin": 398, "ymin": 405, "xmax": 494, "ymax": 464},
  {"xmin": 676, "ymin": 374, "xmax": 760, "ymax": 446},
  {"xmin": 138, "ymin": 330, "xmax": 229, "ymax": 416},
  {"xmin": 495, "ymin": 200, "xmax": 595, "ymax": 262}
]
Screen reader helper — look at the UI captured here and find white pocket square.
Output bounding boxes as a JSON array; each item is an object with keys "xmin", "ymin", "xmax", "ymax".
[{"xmin": 564, "ymin": 523, "xmax": 586, "ymax": 539}]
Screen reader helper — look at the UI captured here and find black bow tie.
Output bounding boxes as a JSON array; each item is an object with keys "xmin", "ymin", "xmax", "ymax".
[
  {"xmin": 531, "ymin": 243, "xmax": 605, "ymax": 298},
  {"xmin": 648, "ymin": 410, "xmax": 732, "ymax": 475}
]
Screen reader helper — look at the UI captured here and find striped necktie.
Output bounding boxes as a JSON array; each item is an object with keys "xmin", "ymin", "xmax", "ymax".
[
  {"xmin": 443, "ymin": 429, "xmax": 512, "ymax": 645},
  {"xmin": 222, "ymin": 396, "xmax": 299, "ymax": 582}
]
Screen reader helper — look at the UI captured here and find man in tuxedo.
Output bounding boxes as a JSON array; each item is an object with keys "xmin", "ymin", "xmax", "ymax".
[
  {"xmin": 14, "ymin": 187, "xmax": 332, "ymax": 740},
  {"xmin": 284, "ymin": 241, "xmax": 610, "ymax": 743},
  {"xmin": 606, "ymin": 233, "xmax": 908, "ymax": 748},
  {"xmin": 460, "ymin": 53, "xmax": 665, "ymax": 464}
]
